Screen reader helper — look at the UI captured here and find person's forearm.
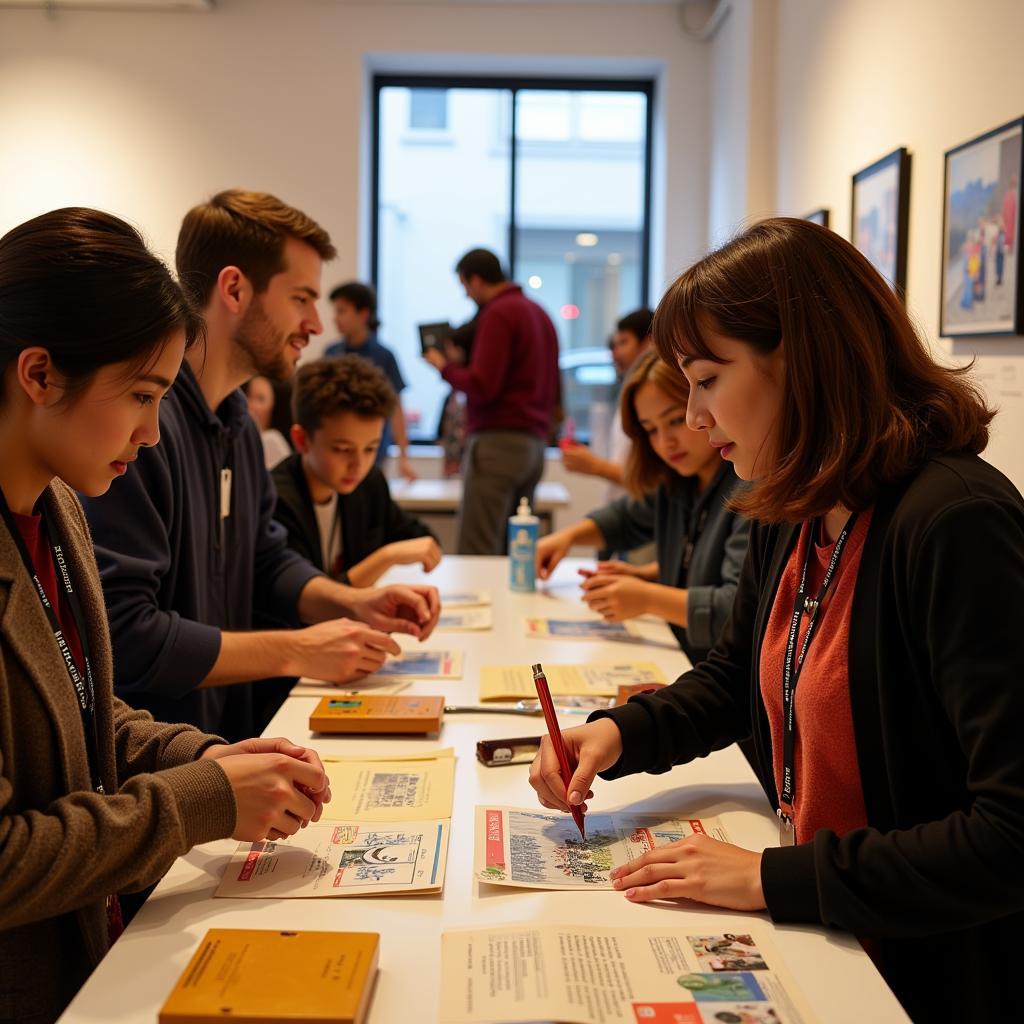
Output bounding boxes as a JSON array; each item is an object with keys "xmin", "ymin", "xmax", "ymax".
[
  {"xmin": 594, "ymin": 457, "xmax": 624, "ymax": 485},
  {"xmin": 392, "ymin": 407, "xmax": 410, "ymax": 456},
  {"xmin": 199, "ymin": 630, "xmax": 302, "ymax": 687},
  {"xmin": 344, "ymin": 548, "xmax": 394, "ymax": 588},
  {"xmin": 643, "ymin": 582, "xmax": 689, "ymax": 628},
  {"xmin": 635, "ymin": 561, "xmax": 659, "ymax": 581},
  {"xmin": 565, "ymin": 518, "xmax": 607, "ymax": 548},
  {"xmin": 296, "ymin": 574, "xmax": 357, "ymax": 624}
]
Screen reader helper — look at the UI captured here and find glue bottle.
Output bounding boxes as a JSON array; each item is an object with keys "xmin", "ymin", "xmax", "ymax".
[{"xmin": 508, "ymin": 496, "xmax": 539, "ymax": 592}]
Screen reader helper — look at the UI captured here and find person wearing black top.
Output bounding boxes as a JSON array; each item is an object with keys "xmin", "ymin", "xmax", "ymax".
[
  {"xmin": 529, "ymin": 218, "xmax": 1024, "ymax": 1022},
  {"xmin": 536, "ymin": 351, "xmax": 750, "ymax": 665},
  {"xmin": 273, "ymin": 355, "xmax": 440, "ymax": 586}
]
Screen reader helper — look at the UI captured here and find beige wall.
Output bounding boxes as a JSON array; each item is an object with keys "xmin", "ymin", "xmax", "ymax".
[
  {"xmin": 0, "ymin": 0, "xmax": 708, "ymax": 331},
  {"xmin": 708, "ymin": 0, "xmax": 1024, "ymax": 491}
]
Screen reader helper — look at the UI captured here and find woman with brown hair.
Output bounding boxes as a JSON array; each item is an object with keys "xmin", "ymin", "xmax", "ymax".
[
  {"xmin": 0, "ymin": 208, "xmax": 331, "ymax": 1023},
  {"xmin": 536, "ymin": 350, "xmax": 750, "ymax": 665},
  {"xmin": 529, "ymin": 217, "xmax": 1024, "ymax": 1022}
]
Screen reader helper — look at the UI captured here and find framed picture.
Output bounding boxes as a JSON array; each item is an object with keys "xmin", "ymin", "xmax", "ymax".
[
  {"xmin": 851, "ymin": 147, "xmax": 911, "ymax": 296},
  {"xmin": 940, "ymin": 117, "xmax": 1023, "ymax": 337},
  {"xmin": 804, "ymin": 208, "xmax": 830, "ymax": 229}
]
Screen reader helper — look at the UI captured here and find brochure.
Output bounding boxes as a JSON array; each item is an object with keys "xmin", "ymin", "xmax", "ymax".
[
  {"xmin": 439, "ymin": 922, "xmax": 816, "ymax": 1023},
  {"xmin": 474, "ymin": 806, "xmax": 729, "ymax": 889}
]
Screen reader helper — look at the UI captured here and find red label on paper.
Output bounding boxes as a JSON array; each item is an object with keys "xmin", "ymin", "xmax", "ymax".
[
  {"xmin": 485, "ymin": 809, "xmax": 505, "ymax": 868},
  {"xmin": 631, "ymin": 1003, "xmax": 702, "ymax": 1024},
  {"xmin": 237, "ymin": 844, "xmax": 263, "ymax": 881},
  {"xmin": 688, "ymin": 819, "xmax": 706, "ymax": 836}
]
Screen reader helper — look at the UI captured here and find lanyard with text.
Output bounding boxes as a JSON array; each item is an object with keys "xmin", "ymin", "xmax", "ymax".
[
  {"xmin": 0, "ymin": 491, "xmax": 104, "ymax": 794},
  {"xmin": 777, "ymin": 512, "xmax": 858, "ymax": 847}
]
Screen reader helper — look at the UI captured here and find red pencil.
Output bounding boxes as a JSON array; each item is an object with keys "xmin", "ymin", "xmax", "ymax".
[{"xmin": 532, "ymin": 663, "xmax": 586, "ymax": 838}]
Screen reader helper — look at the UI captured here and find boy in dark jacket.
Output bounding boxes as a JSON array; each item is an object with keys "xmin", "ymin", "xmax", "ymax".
[{"xmin": 272, "ymin": 356, "xmax": 440, "ymax": 585}]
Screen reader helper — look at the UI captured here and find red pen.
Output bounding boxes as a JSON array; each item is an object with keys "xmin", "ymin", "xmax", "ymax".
[{"xmin": 532, "ymin": 663, "xmax": 586, "ymax": 839}]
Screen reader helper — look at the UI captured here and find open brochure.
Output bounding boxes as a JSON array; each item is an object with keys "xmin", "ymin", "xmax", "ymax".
[
  {"xmin": 215, "ymin": 819, "xmax": 449, "ymax": 898},
  {"xmin": 479, "ymin": 662, "xmax": 666, "ymax": 702},
  {"xmin": 436, "ymin": 606, "xmax": 494, "ymax": 631},
  {"xmin": 474, "ymin": 806, "xmax": 729, "ymax": 889},
  {"xmin": 322, "ymin": 749, "xmax": 455, "ymax": 821},
  {"xmin": 289, "ymin": 676, "xmax": 411, "ymax": 697},
  {"xmin": 440, "ymin": 922, "xmax": 815, "ymax": 1024}
]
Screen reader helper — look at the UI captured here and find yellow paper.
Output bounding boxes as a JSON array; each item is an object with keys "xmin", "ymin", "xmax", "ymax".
[
  {"xmin": 479, "ymin": 662, "xmax": 666, "ymax": 702},
  {"xmin": 322, "ymin": 753, "xmax": 456, "ymax": 820}
]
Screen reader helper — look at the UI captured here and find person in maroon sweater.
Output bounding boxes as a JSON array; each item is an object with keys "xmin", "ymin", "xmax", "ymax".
[{"xmin": 425, "ymin": 248, "xmax": 560, "ymax": 554}]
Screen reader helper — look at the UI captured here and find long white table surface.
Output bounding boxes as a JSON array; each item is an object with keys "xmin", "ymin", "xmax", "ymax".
[{"xmin": 60, "ymin": 556, "xmax": 907, "ymax": 1023}]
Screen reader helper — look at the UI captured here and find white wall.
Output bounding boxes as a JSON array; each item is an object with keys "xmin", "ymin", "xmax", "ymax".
[
  {"xmin": 709, "ymin": 0, "xmax": 1024, "ymax": 493},
  {"xmin": 0, "ymin": 0, "xmax": 709, "ymax": 337}
]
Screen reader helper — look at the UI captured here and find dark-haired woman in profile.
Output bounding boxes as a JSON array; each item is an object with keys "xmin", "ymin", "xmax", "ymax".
[
  {"xmin": 529, "ymin": 217, "xmax": 1024, "ymax": 1021},
  {"xmin": 0, "ymin": 209, "xmax": 331, "ymax": 1023}
]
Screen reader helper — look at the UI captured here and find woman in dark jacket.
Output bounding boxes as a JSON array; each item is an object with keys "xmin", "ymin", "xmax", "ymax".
[
  {"xmin": 530, "ymin": 218, "xmax": 1024, "ymax": 1023},
  {"xmin": 537, "ymin": 351, "xmax": 750, "ymax": 664}
]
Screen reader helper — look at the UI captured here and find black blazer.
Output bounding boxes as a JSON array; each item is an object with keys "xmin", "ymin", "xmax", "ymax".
[
  {"xmin": 271, "ymin": 454, "xmax": 435, "ymax": 583},
  {"xmin": 596, "ymin": 453, "xmax": 1024, "ymax": 1022}
]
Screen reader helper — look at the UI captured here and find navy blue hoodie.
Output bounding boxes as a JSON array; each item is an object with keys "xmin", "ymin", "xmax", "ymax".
[{"xmin": 81, "ymin": 362, "xmax": 320, "ymax": 739}]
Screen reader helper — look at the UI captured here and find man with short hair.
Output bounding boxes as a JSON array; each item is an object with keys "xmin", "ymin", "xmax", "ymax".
[
  {"xmin": 324, "ymin": 281, "xmax": 417, "ymax": 481},
  {"xmin": 83, "ymin": 190, "xmax": 439, "ymax": 741},
  {"xmin": 562, "ymin": 307, "xmax": 654, "ymax": 495},
  {"xmin": 425, "ymin": 248, "xmax": 560, "ymax": 555}
]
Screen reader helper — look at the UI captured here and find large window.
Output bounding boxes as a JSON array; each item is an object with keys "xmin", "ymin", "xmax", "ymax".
[{"xmin": 372, "ymin": 75, "xmax": 653, "ymax": 443}]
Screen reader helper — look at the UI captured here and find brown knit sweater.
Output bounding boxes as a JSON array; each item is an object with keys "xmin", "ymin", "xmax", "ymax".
[{"xmin": 0, "ymin": 480, "xmax": 236, "ymax": 1023}]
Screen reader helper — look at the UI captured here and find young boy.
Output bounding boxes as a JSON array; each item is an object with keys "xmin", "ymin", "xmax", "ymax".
[
  {"xmin": 324, "ymin": 281, "xmax": 417, "ymax": 481},
  {"xmin": 272, "ymin": 356, "xmax": 441, "ymax": 586}
]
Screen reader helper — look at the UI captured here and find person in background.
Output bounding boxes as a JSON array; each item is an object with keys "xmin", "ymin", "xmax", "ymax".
[
  {"xmin": 243, "ymin": 375, "xmax": 291, "ymax": 469},
  {"xmin": 436, "ymin": 316, "xmax": 477, "ymax": 478},
  {"xmin": 0, "ymin": 207, "xmax": 330, "ymax": 1024},
  {"xmin": 530, "ymin": 217, "xmax": 1024, "ymax": 1023},
  {"xmin": 324, "ymin": 281, "xmax": 417, "ymax": 482},
  {"xmin": 536, "ymin": 351, "xmax": 748, "ymax": 665},
  {"xmin": 82, "ymin": 190, "xmax": 439, "ymax": 742},
  {"xmin": 272, "ymin": 355, "xmax": 441, "ymax": 586},
  {"xmin": 424, "ymin": 248, "xmax": 560, "ymax": 555},
  {"xmin": 561, "ymin": 308, "xmax": 654, "ymax": 498}
]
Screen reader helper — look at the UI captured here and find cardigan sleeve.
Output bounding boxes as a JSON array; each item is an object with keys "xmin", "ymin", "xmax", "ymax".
[
  {"xmin": 685, "ymin": 513, "xmax": 752, "ymax": 655},
  {"xmin": 586, "ymin": 491, "xmax": 657, "ymax": 553},
  {"xmin": 110, "ymin": 697, "xmax": 227, "ymax": 779},
  {"xmin": 0, "ymin": 747, "xmax": 235, "ymax": 929},
  {"xmin": 762, "ymin": 494, "xmax": 1024, "ymax": 937},
  {"xmin": 591, "ymin": 522, "xmax": 764, "ymax": 779}
]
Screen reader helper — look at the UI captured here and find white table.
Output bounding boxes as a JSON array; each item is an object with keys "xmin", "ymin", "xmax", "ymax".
[{"xmin": 59, "ymin": 557, "xmax": 908, "ymax": 1023}]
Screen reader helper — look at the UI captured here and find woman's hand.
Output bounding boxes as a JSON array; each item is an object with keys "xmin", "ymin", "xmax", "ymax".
[
  {"xmin": 580, "ymin": 559, "xmax": 658, "ymax": 581},
  {"xmin": 610, "ymin": 834, "xmax": 766, "ymax": 911},
  {"xmin": 580, "ymin": 573, "xmax": 652, "ymax": 621},
  {"xmin": 203, "ymin": 737, "xmax": 332, "ymax": 833},
  {"xmin": 528, "ymin": 718, "xmax": 624, "ymax": 813},
  {"xmin": 536, "ymin": 530, "xmax": 573, "ymax": 581}
]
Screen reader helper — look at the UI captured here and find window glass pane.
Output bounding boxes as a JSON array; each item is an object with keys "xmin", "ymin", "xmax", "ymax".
[
  {"xmin": 376, "ymin": 87, "xmax": 512, "ymax": 441},
  {"xmin": 409, "ymin": 88, "xmax": 448, "ymax": 131},
  {"xmin": 514, "ymin": 88, "xmax": 648, "ymax": 445},
  {"xmin": 517, "ymin": 91, "xmax": 571, "ymax": 141}
]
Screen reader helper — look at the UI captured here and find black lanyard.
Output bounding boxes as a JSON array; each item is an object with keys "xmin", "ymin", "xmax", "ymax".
[
  {"xmin": 0, "ymin": 490, "xmax": 104, "ymax": 794},
  {"xmin": 777, "ymin": 512, "xmax": 857, "ymax": 846}
]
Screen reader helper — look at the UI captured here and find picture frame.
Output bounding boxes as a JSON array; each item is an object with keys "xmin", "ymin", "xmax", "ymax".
[
  {"xmin": 804, "ymin": 208, "xmax": 830, "ymax": 229},
  {"xmin": 940, "ymin": 116, "xmax": 1023, "ymax": 337},
  {"xmin": 851, "ymin": 147, "xmax": 911, "ymax": 296}
]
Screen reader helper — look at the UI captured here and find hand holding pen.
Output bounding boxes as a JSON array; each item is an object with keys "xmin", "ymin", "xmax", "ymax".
[{"xmin": 529, "ymin": 663, "xmax": 627, "ymax": 838}]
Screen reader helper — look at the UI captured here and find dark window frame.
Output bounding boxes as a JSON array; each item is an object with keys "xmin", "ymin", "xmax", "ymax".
[{"xmin": 371, "ymin": 73, "xmax": 655, "ymax": 305}]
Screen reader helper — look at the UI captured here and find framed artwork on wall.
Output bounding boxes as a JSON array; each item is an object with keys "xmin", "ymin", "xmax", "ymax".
[
  {"xmin": 940, "ymin": 116, "xmax": 1023, "ymax": 337},
  {"xmin": 851, "ymin": 147, "xmax": 911, "ymax": 296},
  {"xmin": 804, "ymin": 208, "xmax": 830, "ymax": 229}
]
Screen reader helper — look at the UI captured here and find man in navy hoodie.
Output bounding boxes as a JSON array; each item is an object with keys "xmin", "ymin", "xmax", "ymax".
[
  {"xmin": 425, "ymin": 248, "xmax": 560, "ymax": 555},
  {"xmin": 82, "ymin": 190, "xmax": 440, "ymax": 741}
]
